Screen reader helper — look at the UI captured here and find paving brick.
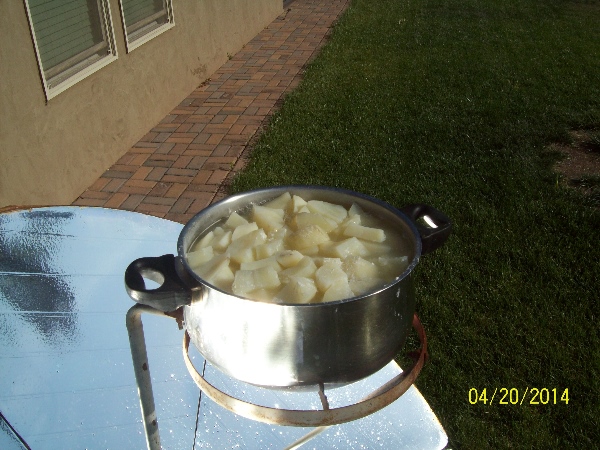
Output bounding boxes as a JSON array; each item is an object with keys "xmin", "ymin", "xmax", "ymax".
[
  {"xmin": 146, "ymin": 167, "xmax": 168, "ymax": 182},
  {"xmin": 131, "ymin": 166, "xmax": 154, "ymax": 180},
  {"xmin": 148, "ymin": 182, "xmax": 171, "ymax": 197},
  {"xmin": 191, "ymin": 170, "xmax": 212, "ymax": 185},
  {"xmin": 142, "ymin": 196, "xmax": 176, "ymax": 206},
  {"xmin": 72, "ymin": 197, "xmax": 106, "ymax": 207},
  {"xmin": 184, "ymin": 183, "xmax": 219, "ymax": 194},
  {"xmin": 207, "ymin": 169, "xmax": 229, "ymax": 185},
  {"xmin": 162, "ymin": 174, "xmax": 195, "ymax": 184},
  {"xmin": 206, "ymin": 134, "xmax": 224, "ymax": 145},
  {"xmin": 165, "ymin": 183, "xmax": 188, "ymax": 199},
  {"xmin": 125, "ymin": 179, "xmax": 156, "ymax": 189},
  {"xmin": 102, "ymin": 178, "xmax": 127, "ymax": 193},
  {"xmin": 104, "ymin": 192, "xmax": 129, "ymax": 209},
  {"xmin": 103, "ymin": 169, "xmax": 132, "ymax": 179},
  {"xmin": 120, "ymin": 185, "xmax": 154, "ymax": 195},
  {"xmin": 167, "ymin": 168, "xmax": 197, "ymax": 177},
  {"xmin": 169, "ymin": 196, "xmax": 195, "ymax": 214},
  {"xmin": 189, "ymin": 197, "xmax": 214, "ymax": 213},
  {"xmin": 172, "ymin": 155, "xmax": 194, "ymax": 169},
  {"xmin": 87, "ymin": 177, "xmax": 110, "ymax": 191},
  {"xmin": 156, "ymin": 142, "xmax": 176, "ymax": 154},
  {"xmin": 80, "ymin": 190, "xmax": 111, "ymax": 200}
]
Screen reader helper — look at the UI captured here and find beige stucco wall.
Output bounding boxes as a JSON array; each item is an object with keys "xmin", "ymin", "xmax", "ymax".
[{"xmin": 0, "ymin": 0, "xmax": 281, "ymax": 207}]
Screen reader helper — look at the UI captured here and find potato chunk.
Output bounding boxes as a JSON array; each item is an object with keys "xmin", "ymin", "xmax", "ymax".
[
  {"xmin": 322, "ymin": 278, "xmax": 355, "ymax": 302},
  {"xmin": 231, "ymin": 222, "xmax": 259, "ymax": 241},
  {"xmin": 240, "ymin": 256, "xmax": 282, "ymax": 272},
  {"xmin": 291, "ymin": 195, "xmax": 308, "ymax": 213},
  {"xmin": 210, "ymin": 229, "xmax": 232, "ymax": 251},
  {"xmin": 224, "ymin": 211, "xmax": 249, "ymax": 229},
  {"xmin": 280, "ymin": 256, "xmax": 317, "ymax": 281},
  {"xmin": 292, "ymin": 212, "xmax": 338, "ymax": 232},
  {"xmin": 263, "ymin": 192, "xmax": 292, "ymax": 210},
  {"xmin": 227, "ymin": 229, "xmax": 267, "ymax": 264},
  {"xmin": 254, "ymin": 239, "xmax": 284, "ymax": 260},
  {"xmin": 288, "ymin": 225, "xmax": 330, "ymax": 250},
  {"xmin": 275, "ymin": 250, "xmax": 304, "ymax": 268},
  {"xmin": 253, "ymin": 205, "xmax": 285, "ymax": 233},
  {"xmin": 343, "ymin": 256, "xmax": 379, "ymax": 281},
  {"xmin": 307, "ymin": 200, "xmax": 348, "ymax": 224},
  {"xmin": 232, "ymin": 266, "xmax": 281, "ymax": 297},
  {"xmin": 315, "ymin": 261, "xmax": 349, "ymax": 292},
  {"xmin": 343, "ymin": 224, "xmax": 386, "ymax": 243},
  {"xmin": 195, "ymin": 255, "xmax": 235, "ymax": 291},
  {"xmin": 326, "ymin": 237, "xmax": 369, "ymax": 259},
  {"xmin": 187, "ymin": 246, "xmax": 214, "ymax": 268},
  {"xmin": 274, "ymin": 276, "xmax": 317, "ymax": 304}
]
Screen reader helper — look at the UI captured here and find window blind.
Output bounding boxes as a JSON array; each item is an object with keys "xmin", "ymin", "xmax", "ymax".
[
  {"xmin": 27, "ymin": 0, "xmax": 108, "ymax": 76},
  {"xmin": 121, "ymin": 0, "xmax": 172, "ymax": 46}
]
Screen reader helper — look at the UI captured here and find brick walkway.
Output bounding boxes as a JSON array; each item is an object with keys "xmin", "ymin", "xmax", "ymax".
[{"xmin": 72, "ymin": 0, "xmax": 350, "ymax": 224}]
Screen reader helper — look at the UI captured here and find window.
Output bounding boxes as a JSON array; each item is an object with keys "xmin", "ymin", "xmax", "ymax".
[
  {"xmin": 119, "ymin": 0, "xmax": 174, "ymax": 52},
  {"xmin": 24, "ymin": 0, "xmax": 118, "ymax": 100}
]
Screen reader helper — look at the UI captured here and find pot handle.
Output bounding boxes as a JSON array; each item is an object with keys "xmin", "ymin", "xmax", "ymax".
[
  {"xmin": 125, "ymin": 254, "xmax": 192, "ymax": 312},
  {"xmin": 400, "ymin": 204, "xmax": 452, "ymax": 255}
]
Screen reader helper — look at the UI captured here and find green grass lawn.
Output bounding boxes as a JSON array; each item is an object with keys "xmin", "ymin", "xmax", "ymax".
[{"xmin": 230, "ymin": 0, "xmax": 600, "ymax": 447}]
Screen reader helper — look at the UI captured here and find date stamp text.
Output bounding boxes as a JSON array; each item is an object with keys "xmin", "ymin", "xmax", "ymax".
[{"xmin": 469, "ymin": 388, "xmax": 569, "ymax": 405}]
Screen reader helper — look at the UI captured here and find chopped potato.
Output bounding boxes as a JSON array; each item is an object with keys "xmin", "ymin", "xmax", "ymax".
[
  {"xmin": 291, "ymin": 195, "xmax": 308, "ymax": 213},
  {"xmin": 292, "ymin": 212, "xmax": 338, "ymax": 232},
  {"xmin": 343, "ymin": 256, "xmax": 378, "ymax": 280},
  {"xmin": 280, "ymin": 256, "xmax": 317, "ymax": 281},
  {"xmin": 254, "ymin": 239, "xmax": 284, "ymax": 260},
  {"xmin": 288, "ymin": 225, "xmax": 330, "ymax": 250},
  {"xmin": 232, "ymin": 266, "xmax": 281, "ymax": 296},
  {"xmin": 253, "ymin": 205, "xmax": 285, "ymax": 233},
  {"xmin": 187, "ymin": 246, "xmax": 214, "ymax": 268},
  {"xmin": 187, "ymin": 191, "xmax": 410, "ymax": 303},
  {"xmin": 275, "ymin": 250, "xmax": 304, "ymax": 268},
  {"xmin": 263, "ymin": 192, "xmax": 292, "ymax": 210},
  {"xmin": 274, "ymin": 276, "xmax": 317, "ymax": 303},
  {"xmin": 315, "ymin": 261, "xmax": 349, "ymax": 293},
  {"xmin": 327, "ymin": 237, "xmax": 369, "ymax": 259},
  {"xmin": 240, "ymin": 256, "xmax": 282, "ymax": 272},
  {"xmin": 307, "ymin": 200, "xmax": 348, "ymax": 224},
  {"xmin": 343, "ymin": 224, "xmax": 386, "ymax": 243},
  {"xmin": 322, "ymin": 278, "xmax": 355, "ymax": 302},
  {"xmin": 195, "ymin": 230, "xmax": 214, "ymax": 249},
  {"xmin": 210, "ymin": 230, "xmax": 232, "ymax": 251},
  {"xmin": 231, "ymin": 222, "xmax": 259, "ymax": 241},
  {"xmin": 224, "ymin": 212, "xmax": 249, "ymax": 229},
  {"xmin": 195, "ymin": 255, "xmax": 235, "ymax": 291}
]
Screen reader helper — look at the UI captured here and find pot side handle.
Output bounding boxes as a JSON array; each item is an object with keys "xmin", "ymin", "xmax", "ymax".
[
  {"xmin": 400, "ymin": 204, "xmax": 452, "ymax": 255},
  {"xmin": 125, "ymin": 254, "xmax": 192, "ymax": 312}
]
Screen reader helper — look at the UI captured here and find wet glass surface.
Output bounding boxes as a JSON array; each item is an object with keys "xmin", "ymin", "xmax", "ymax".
[{"xmin": 0, "ymin": 207, "xmax": 447, "ymax": 449}]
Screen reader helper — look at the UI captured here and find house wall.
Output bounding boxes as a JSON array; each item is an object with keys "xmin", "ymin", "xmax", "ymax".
[{"xmin": 0, "ymin": 0, "xmax": 281, "ymax": 207}]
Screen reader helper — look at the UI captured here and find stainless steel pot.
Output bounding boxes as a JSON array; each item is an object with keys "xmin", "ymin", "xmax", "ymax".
[{"xmin": 125, "ymin": 186, "xmax": 451, "ymax": 388}]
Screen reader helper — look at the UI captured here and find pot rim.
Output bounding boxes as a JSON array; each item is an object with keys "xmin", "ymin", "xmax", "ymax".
[{"xmin": 176, "ymin": 185, "xmax": 422, "ymax": 306}]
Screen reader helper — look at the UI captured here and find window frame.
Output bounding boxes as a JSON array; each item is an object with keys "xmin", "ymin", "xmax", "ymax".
[
  {"xmin": 23, "ymin": 0, "xmax": 119, "ymax": 101},
  {"xmin": 118, "ymin": 0, "xmax": 175, "ymax": 53}
]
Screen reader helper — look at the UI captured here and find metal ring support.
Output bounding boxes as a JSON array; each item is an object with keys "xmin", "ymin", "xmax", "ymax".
[{"xmin": 182, "ymin": 313, "xmax": 427, "ymax": 427}]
